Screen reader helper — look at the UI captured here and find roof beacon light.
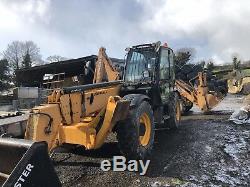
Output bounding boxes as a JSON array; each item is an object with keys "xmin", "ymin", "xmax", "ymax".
[{"xmin": 163, "ymin": 43, "xmax": 168, "ymax": 47}]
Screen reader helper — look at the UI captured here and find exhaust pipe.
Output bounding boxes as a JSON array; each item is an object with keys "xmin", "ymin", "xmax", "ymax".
[{"xmin": 0, "ymin": 138, "xmax": 61, "ymax": 187}]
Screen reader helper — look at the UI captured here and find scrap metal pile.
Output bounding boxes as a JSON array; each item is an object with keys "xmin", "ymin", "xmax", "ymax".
[
  {"xmin": 229, "ymin": 96, "xmax": 250, "ymax": 124},
  {"xmin": 229, "ymin": 105, "xmax": 250, "ymax": 124}
]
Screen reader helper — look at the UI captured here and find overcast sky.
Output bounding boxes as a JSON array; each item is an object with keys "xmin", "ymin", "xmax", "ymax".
[{"xmin": 1, "ymin": 0, "xmax": 250, "ymax": 64}]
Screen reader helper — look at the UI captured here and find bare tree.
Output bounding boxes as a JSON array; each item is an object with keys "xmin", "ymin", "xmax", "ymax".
[
  {"xmin": 3, "ymin": 40, "xmax": 42, "ymax": 70},
  {"xmin": 21, "ymin": 41, "xmax": 42, "ymax": 65},
  {"xmin": 3, "ymin": 41, "xmax": 23, "ymax": 70},
  {"xmin": 46, "ymin": 55, "xmax": 68, "ymax": 63}
]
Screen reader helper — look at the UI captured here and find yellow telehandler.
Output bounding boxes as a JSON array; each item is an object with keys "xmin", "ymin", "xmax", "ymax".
[
  {"xmin": 0, "ymin": 42, "xmax": 182, "ymax": 186},
  {"xmin": 0, "ymin": 42, "xmax": 228, "ymax": 186}
]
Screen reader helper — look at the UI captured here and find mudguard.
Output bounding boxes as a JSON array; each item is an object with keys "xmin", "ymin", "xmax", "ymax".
[{"xmin": 123, "ymin": 94, "xmax": 150, "ymax": 108}]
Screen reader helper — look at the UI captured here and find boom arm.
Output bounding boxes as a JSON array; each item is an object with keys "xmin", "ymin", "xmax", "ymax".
[{"xmin": 93, "ymin": 47, "xmax": 120, "ymax": 83}]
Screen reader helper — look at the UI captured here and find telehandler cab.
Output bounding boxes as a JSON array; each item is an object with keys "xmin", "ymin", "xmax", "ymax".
[{"xmin": 0, "ymin": 42, "xmax": 181, "ymax": 186}]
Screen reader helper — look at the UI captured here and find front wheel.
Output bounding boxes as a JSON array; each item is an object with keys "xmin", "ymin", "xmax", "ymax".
[{"xmin": 116, "ymin": 101, "xmax": 155, "ymax": 160}]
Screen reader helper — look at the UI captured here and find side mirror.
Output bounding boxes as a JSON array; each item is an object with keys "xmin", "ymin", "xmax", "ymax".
[{"xmin": 125, "ymin": 47, "xmax": 130, "ymax": 52}]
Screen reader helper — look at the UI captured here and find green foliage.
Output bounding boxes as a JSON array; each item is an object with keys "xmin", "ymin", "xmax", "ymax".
[
  {"xmin": 174, "ymin": 48, "xmax": 195, "ymax": 67},
  {"xmin": 22, "ymin": 52, "xmax": 32, "ymax": 68},
  {"xmin": 199, "ymin": 60, "xmax": 206, "ymax": 68},
  {"xmin": 232, "ymin": 56, "xmax": 241, "ymax": 70},
  {"xmin": 2, "ymin": 40, "xmax": 42, "ymax": 87},
  {"xmin": 0, "ymin": 59, "xmax": 11, "ymax": 91},
  {"xmin": 207, "ymin": 61, "xmax": 215, "ymax": 71}
]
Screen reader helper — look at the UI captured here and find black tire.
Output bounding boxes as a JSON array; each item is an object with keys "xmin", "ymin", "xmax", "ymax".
[
  {"xmin": 176, "ymin": 72, "xmax": 187, "ymax": 80},
  {"xmin": 242, "ymin": 83, "xmax": 250, "ymax": 95},
  {"xmin": 167, "ymin": 93, "xmax": 181, "ymax": 129},
  {"xmin": 217, "ymin": 86, "xmax": 227, "ymax": 95},
  {"xmin": 180, "ymin": 99, "xmax": 193, "ymax": 113},
  {"xmin": 183, "ymin": 104, "xmax": 193, "ymax": 113},
  {"xmin": 116, "ymin": 101, "xmax": 155, "ymax": 160},
  {"xmin": 208, "ymin": 82, "xmax": 216, "ymax": 92}
]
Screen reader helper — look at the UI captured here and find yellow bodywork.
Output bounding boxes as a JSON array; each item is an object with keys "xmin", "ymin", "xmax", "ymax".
[
  {"xmin": 25, "ymin": 104, "xmax": 62, "ymax": 150},
  {"xmin": 225, "ymin": 69, "xmax": 250, "ymax": 94},
  {"xmin": 25, "ymin": 83, "xmax": 130, "ymax": 152},
  {"xmin": 139, "ymin": 113, "xmax": 151, "ymax": 146},
  {"xmin": 93, "ymin": 47, "xmax": 120, "ymax": 83},
  {"xmin": 227, "ymin": 77, "xmax": 250, "ymax": 94}
]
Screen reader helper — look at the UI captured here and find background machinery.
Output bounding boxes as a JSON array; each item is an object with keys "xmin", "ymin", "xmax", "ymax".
[
  {"xmin": 226, "ymin": 69, "xmax": 250, "ymax": 94},
  {"xmin": 175, "ymin": 62, "xmax": 227, "ymax": 113},
  {"xmin": 176, "ymin": 72, "xmax": 227, "ymax": 113},
  {"xmin": 0, "ymin": 42, "xmax": 181, "ymax": 186}
]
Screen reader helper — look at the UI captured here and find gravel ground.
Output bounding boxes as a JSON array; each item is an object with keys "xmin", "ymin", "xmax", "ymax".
[{"xmin": 53, "ymin": 95, "xmax": 250, "ymax": 187}]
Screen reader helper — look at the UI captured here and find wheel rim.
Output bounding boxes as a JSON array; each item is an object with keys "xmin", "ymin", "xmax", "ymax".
[
  {"xmin": 139, "ymin": 113, "xmax": 151, "ymax": 146},
  {"xmin": 176, "ymin": 100, "xmax": 181, "ymax": 121}
]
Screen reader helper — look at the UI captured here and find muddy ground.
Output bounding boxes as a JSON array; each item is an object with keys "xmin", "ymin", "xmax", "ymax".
[{"xmin": 53, "ymin": 95, "xmax": 250, "ymax": 187}]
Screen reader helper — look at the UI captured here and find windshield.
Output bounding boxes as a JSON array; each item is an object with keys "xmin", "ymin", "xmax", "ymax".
[{"xmin": 125, "ymin": 49, "xmax": 157, "ymax": 82}]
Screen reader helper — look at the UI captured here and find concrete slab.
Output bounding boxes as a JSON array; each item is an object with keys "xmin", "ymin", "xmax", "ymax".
[{"xmin": 0, "ymin": 114, "xmax": 28, "ymax": 137}]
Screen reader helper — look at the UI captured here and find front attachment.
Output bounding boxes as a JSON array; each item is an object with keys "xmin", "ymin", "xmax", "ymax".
[{"xmin": 0, "ymin": 138, "xmax": 61, "ymax": 187}]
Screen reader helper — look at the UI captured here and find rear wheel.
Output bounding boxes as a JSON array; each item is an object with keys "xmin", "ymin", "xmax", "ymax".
[
  {"xmin": 167, "ymin": 93, "xmax": 181, "ymax": 129},
  {"xmin": 116, "ymin": 101, "xmax": 155, "ymax": 160},
  {"xmin": 180, "ymin": 97, "xmax": 193, "ymax": 114}
]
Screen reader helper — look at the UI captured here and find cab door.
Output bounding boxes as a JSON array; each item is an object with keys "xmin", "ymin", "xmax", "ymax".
[{"xmin": 159, "ymin": 47, "xmax": 174, "ymax": 104}]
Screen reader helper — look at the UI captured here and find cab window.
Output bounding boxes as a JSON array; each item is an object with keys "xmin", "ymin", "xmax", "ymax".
[
  {"xmin": 160, "ymin": 48, "xmax": 169, "ymax": 79},
  {"xmin": 159, "ymin": 48, "xmax": 174, "ymax": 80}
]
